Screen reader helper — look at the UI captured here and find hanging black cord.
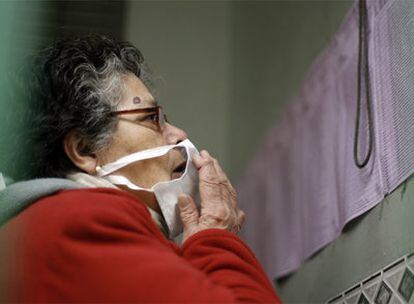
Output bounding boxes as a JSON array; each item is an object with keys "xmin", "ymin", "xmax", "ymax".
[{"xmin": 354, "ymin": 0, "xmax": 374, "ymax": 169}]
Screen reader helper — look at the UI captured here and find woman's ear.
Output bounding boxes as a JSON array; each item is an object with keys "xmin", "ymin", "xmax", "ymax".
[{"xmin": 64, "ymin": 131, "xmax": 98, "ymax": 175}]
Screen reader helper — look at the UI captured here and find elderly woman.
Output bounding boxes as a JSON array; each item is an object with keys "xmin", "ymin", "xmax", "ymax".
[{"xmin": 0, "ymin": 35, "xmax": 280, "ymax": 303}]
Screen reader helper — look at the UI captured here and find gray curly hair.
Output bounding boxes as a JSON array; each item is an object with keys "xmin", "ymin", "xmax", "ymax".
[{"xmin": 26, "ymin": 35, "xmax": 154, "ymax": 177}]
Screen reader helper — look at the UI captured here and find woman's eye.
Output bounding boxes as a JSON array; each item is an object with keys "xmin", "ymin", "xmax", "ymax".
[{"xmin": 143, "ymin": 113, "xmax": 158, "ymax": 122}]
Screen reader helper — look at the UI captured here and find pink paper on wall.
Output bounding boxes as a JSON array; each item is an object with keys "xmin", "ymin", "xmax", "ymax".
[{"xmin": 237, "ymin": 0, "xmax": 414, "ymax": 279}]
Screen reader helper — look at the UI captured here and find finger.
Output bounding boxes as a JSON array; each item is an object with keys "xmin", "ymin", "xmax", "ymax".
[
  {"xmin": 193, "ymin": 151, "xmax": 230, "ymax": 217},
  {"xmin": 231, "ymin": 209, "xmax": 245, "ymax": 235},
  {"xmin": 193, "ymin": 152, "xmax": 220, "ymax": 189},
  {"xmin": 209, "ymin": 158, "xmax": 232, "ymax": 208},
  {"xmin": 192, "ymin": 154, "xmax": 203, "ymax": 168},
  {"xmin": 211, "ymin": 158, "xmax": 226, "ymax": 182},
  {"xmin": 237, "ymin": 209, "xmax": 246, "ymax": 226},
  {"xmin": 198, "ymin": 151, "xmax": 226, "ymax": 186},
  {"xmin": 200, "ymin": 150, "xmax": 210, "ymax": 158},
  {"xmin": 212, "ymin": 158, "xmax": 236, "ymax": 194},
  {"xmin": 233, "ymin": 224, "xmax": 242, "ymax": 235},
  {"xmin": 211, "ymin": 158, "xmax": 237, "ymax": 208},
  {"xmin": 178, "ymin": 194, "xmax": 199, "ymax": 232},
  {"xmin": 199, "ymin": 153, "xmax": 237, "ymax": 211},
  {"xmin": 192, "ymin": 151, "xmax": 210, "ymax": 169}
]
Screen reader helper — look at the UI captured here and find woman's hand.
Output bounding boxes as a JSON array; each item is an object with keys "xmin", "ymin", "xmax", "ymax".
[{"xmin": 178, "ymin": 150, "xmax": 245, "ymax": 243}]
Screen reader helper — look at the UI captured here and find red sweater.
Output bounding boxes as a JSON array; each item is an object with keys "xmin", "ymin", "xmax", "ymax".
[{"xmin": 0, "ymin": 188, "xmax": 280, "ymax": 303}]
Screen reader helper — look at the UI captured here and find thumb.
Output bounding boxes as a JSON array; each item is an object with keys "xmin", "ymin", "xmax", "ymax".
[{"xmin": 178, "ymin": 194, "xmax": 199, "ymax": 232}]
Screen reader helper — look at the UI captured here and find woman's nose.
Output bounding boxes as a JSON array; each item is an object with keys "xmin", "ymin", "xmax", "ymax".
[{"xmin": 163, "ymin": 123, "xmax": 188, "ymax": 145}]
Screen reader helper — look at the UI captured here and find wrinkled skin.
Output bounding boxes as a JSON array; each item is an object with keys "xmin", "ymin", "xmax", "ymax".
[
  {"xmin": 178, "ymin": 150, "xmax": 245, "ymax": 243},
  {"xmin": 69, "ymin": 73, "xmax": 245, "ymax": 241}
]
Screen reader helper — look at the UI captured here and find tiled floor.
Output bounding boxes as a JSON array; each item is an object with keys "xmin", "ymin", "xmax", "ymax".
[{"xmin": 327, "ymin": 253, "xmax": 414, "ymax": 304}]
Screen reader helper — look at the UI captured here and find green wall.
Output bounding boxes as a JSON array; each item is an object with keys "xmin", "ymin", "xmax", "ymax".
[
  {"xmin": 0, "ymin": 1, "xmax": 46, "ymax": 181},
  {"xmin": 125, "ymin": 0, "xmax": 234, "ymax": 174},
  {"xmin": 0, "ymin": 1, "xmax": 128, "ymax": 181}
]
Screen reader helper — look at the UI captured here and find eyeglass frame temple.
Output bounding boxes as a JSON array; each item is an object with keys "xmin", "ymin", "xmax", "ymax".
[{"xmin": 112, "ymin": 106, "xmax": 168, "ymax": 129}]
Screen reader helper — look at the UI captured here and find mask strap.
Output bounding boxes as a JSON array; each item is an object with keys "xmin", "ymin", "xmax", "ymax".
[
  {"xmin": 101, "ymin": 144, "xmax": 191, "ymax": 192},
  {"xmin": 96, "ymin": 139, "xmax": 191, "ymax": 177},
  {"xmin": 98, "ymin": 140, "xmax": 195, "ymax": 191},
  {"xmin": 104, "ymin": 175, "xmax": 153, "ymax": 191}
]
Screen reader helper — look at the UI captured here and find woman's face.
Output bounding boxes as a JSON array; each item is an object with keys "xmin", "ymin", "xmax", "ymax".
[{"xmin": 96, "ymin": 73, "xmax": 188, "ymax": 212}]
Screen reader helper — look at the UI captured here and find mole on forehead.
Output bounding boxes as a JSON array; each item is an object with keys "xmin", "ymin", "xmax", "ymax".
[
  {"xmin": 131, "ymin": 96, "xmax": 157, "ymax": 106},
  {"xmin": 132, "ymin": 96, "xmax": 141, "ymax": 104}
]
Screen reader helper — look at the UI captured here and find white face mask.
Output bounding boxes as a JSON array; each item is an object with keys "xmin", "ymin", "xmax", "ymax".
[{"xmin": 96, "ymin": 139, "xmax": 201, "ymax": 238}]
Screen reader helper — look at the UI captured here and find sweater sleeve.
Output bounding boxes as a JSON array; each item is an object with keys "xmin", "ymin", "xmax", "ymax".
[
  {"xmin": 9, "ymin": 188, "xmax": 280, "ymax": 303},
  {"xmin": 181, "ymin": 229, "xmax": 280, "ymax": 303}
]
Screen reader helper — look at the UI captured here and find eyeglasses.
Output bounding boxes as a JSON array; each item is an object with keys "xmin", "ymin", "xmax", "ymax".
[{"xmin": 112, "ymin": 106, "xmax": 169, "ymax": 131}]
